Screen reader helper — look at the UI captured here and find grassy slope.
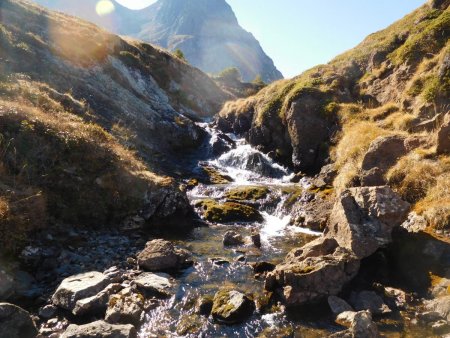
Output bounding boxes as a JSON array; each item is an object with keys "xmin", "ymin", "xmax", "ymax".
[
  {"xmin": 0, "ymin": 0, "xmax": 230, "ymax": 253},
  {"xmin": 218, "ymin": 2, "xmax": 450, "ymax": 229}
]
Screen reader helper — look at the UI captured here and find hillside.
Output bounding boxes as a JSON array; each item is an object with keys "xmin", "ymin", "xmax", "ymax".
[
  {"xmin": 0, "ymin": 0, "xmax": 230, "ymax": 252},
  {"xmin": 218, "ymin": 0, "xmax": 450, "ymax": 230},
  {"xmin": 32, "ymin": 0, "xmax": 284, "ymax": 83}
]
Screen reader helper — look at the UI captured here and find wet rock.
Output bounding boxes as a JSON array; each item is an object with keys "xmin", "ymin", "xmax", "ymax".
[
  {"xmin": 176, "ymin": 314, "xmax": 203, "ymax": 336},
  {"xmin": 223, "ymin": 231, "xmax": 244, "ymax": 246},
  {"xmin": 133, "ymin": 272, "xmax": 175, "ymax": 298},
  {"xmin": 137, "ymin": 239, "xmax": 192, "ymax": 272},
  {"xmin": 0, "ymin": 303, "xmax": 37, "ymax": 338},
  {"xmin": 196, "ymin": 295, "xmax": 214, "ymax": 316},
  {"xmin": 73, "ymin": 284, "xmax": 122, "ymax": 317},
  {"xmin": 250, "ymin": 232, "xmax": 262, "ymax": 248},
  {"xmin": 38, "ymin": 305, "xmax": 57, "ymax": 320},
  {"xmin": 211, "ymin": 290, "xmax": 255, "ymax": 324},
  {"xmin": 62, "ymin": 320, "xmax": 136, "ymax": 338},
  {"xmin": 349, "ymin": 291, "xmax": 391, "ymax": 315},
  {"xmin": 211, "ymin": 133, "xmax": 235, "ymax": 156},
  {"xmin": 225, "ymin": 186, "xmax": 269, "ymax": 202},
  {"xmin": 417, "ymin": 311, "xmax": 443, "ymax": 323},
  {"xmin": 0, "ymin": 269, "xmax": 14, "ymax": 301},
  {"xmin": 210, "ymin": 257, "xmax": 231, "ymax": 266},
  {"xmin": 198, "ymin": 165, "xmax": 233, "ymax": 185},
  {"xmin": 333, "ymin": 311, "xmax": 379, "ymax": 338},
  {"xmin": 195, "ymin": 199, "xmax": 264, "ymax": 223},
  {"xmin": 437, "ymin": 113, "xmax": 450, "ymax": 155},
  {"xmin": 51, "ymin": 271, "xmax": 110, "ymax": 311},
  {"xmin": 432, "ymin": 319, "xmax": 450, "ymax": 334},
  {"xmin": 105, "ymin": 291, "xmax": 145, "ymax": 326},
  {"xmin": 328, "ymin": 296, "xmax": 354, "ymax": 315}
]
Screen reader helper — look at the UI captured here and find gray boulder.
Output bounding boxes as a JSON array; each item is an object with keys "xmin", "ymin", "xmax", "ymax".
[
  {"xmin": 425, "ymin": 296, "xmax": 450, "ymax": 322},
  {"xmin": 137, "ymin": 239, "xmax": 192, "ymax": 272},
  {"xmin": 0, "ymin": 303, "xmax": 37, "ymax": 338},
  {"xmin": 211, "ymin": 290, "xmax": 255, "ymax": 324},
  {"xmin": 52, "ymin": 272, "xmax": 110, "ymax": 311},
  {"xmin": 333, "ymin": 311, "xmax": 379, "ymax": 338},
  {"xmin": 61, "ymin": 320, "xmax": 136, "ymax": 338},
  {"xmin": 73, "ymin": 284, "xmax": 122, "ymax": 317},
  {"xmin": 133, "ymin": 273, "xmax": 175, "ymax": 298}
]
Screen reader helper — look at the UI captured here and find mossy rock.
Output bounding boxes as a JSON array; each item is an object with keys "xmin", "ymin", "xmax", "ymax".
[
  {"xmin": 308, "ymin": 184, "xmax": 334, "ymax": 198},
  {"xmin": 225, "ymin": 186, "xmax": 269, "ymax": 201},
  {"xmin": 194, "ymin": 199, "xmax": 264, "ymax": 223},
  {"xmin": 176, "ymin": 314, "xmax": 203, "ymax": 336},
  {"xmin": 199, "ymin": 166, "xmax": 233, "ymax": 185},
  {"xmin": 211, "ymin": 289, "xmax": 255, "ymax": 324},
  {"xmin": 281, "ymin": 186, "xmax": 304, "ymax": 209}
]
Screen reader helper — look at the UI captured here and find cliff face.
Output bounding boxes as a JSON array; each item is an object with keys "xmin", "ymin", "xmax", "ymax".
[{"xmin": 32, "ymin": 0, "xmax": 284, "ymax": 83}]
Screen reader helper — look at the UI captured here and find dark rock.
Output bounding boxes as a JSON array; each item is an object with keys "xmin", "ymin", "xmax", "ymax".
[
  {"xmin": 250, "ymin": 233, "xmax": 262, "ymax": 248},
  {"xmin": 0, "ymin": 269, "xmax": 14, "ymax": 301},
  {"xmin": 437, "ymin": 114, "xmax": 450, "ymax": 155},
  {"xmin": 349, "ymin": 291, "xmax": 391, "ymax": 315},
  {"xmin": 196, "ymin": 295, "xmax": 214, "ymax": 316},
  {"xmin": 38, "ymin": 305, "xmax": 57, "ymax": 320},
  {"xmin": 0, "ymin": 303, "xmax": 37, "ymax": 338},
  {"xmin": 328, "ymin": 296, "xmax": 354, "ymax": 315},
  {"xmin": 137, "ymin": 239, "xmax": 192, "ymax": 272},
  {"xmin": 223, "ymin": 231, "xmax": 244, "ymax": 246},
  {"xmin": 251, "ymin": 262, "xmax": 276, "ymax": 274},
  {"xmin": 211, "ymin": 290, "xmax": 255, "ymax": 324},
  {"xmin": 61, "ymin": 320, "xmax": 136, "ymax": 338}
]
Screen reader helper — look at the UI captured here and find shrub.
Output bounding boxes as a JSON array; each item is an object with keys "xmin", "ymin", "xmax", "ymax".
[
  {"xmin": 173, "ymin": 48, "xmax": 187, "ymax": 62},
  {"xmin": 217, "ymin": 67, "xmax": 242, "ymax": 83}
]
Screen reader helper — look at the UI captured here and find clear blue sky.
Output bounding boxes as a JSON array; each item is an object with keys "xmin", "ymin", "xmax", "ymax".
[{"xmin": 117, "ymin": 0, "xmax": 427, "ymax": 78}]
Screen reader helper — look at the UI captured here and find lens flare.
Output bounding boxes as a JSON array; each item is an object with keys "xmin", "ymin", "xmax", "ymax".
[{"xmin": 96, "ymin": 0, "xmax": 115, "ymax": 16}]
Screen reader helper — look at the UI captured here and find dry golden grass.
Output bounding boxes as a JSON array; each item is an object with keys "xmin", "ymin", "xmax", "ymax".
[
  {"xmin": 332, "ymin": 120, "xmax": 393, "ymax": 190},
  {"xmin": 381, "ymin": 111, "xmax": 416, "ymax": 131}
]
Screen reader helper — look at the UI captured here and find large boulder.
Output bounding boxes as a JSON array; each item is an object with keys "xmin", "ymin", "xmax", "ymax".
[
  {"xmin": 137, "ymin": 239, "xmax": 192, "ymax": 272},
  {"xmin": 194, "ymin": 199, "xmax": 264, "ymax": 223},
  {"xmin": 265, "ymin": 187, "xmax": 409, "ymax": 306},
  {"xmin": 265, "ymin": 240, "xmax": 360, "ymax": 306},
  {"xmin": 361, "ymin": 135, "xmax": 407, "ymax": 173},
  {"xmin": 61, "ymin": 320, "xmax": 136, "ymax": 338},
  {"xmin": 327, "ymin": 186, "xmax": 410, "ymax": 259},
  {"xmin": 211, "ymin": 290, "xmax": 255, "ymax": 324},
  {"xmin": 0, "ymin": 303, "xmax": 37, "ymax": 338},
  {"xmin": 437, "ymin": 114, "xmax": 450, "ymax": 155},
  {"xmin": 52, "ymin": 272, "xmax": 110, "ymax": 312}
]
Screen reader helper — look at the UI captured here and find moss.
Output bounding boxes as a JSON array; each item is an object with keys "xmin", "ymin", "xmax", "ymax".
[
  {"xmin": 308, "ymin": 185, "xmax": 334, "ymax": 198},
  {"xmin": 225, "ymin": 186, "xmax": 269, "ymax": 201},
  {"xmin": 200, "ymin": 166, "xmax": 233, "ymax": 185},
  {"xmin": 194, "ymin": 199, "xmax": 263, "ymax": 223},
  {"xmin": 282, "ymin": 186, "xmax": 303, "ymax": 209}
]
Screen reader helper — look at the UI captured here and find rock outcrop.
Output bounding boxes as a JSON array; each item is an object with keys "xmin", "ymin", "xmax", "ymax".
[{"xmin": 265, "ymin": 186, "xmax": 410, "ymax": 306}]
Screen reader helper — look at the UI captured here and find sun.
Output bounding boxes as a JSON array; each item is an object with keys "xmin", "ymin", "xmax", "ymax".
[{"xmin": 96, "ymin": 0, "xmax": 115, "ymax": 16}]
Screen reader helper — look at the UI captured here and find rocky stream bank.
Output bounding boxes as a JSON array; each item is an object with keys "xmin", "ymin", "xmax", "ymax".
[{"xmin": 1, "ymin": 124, "xmax": 449, "ymax": 338}]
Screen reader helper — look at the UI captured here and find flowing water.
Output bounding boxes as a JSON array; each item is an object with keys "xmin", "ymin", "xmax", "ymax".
[{"xmin": 138, "ymin": 124, "xmax": 326, "ymax": 337}]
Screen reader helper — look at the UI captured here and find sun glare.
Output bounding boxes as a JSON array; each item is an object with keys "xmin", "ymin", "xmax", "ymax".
[{"xmin": 96, "ymin": 0, "xmax": 115, "ymax": 16}]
